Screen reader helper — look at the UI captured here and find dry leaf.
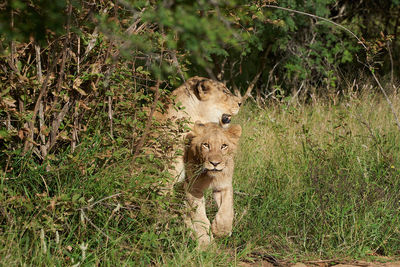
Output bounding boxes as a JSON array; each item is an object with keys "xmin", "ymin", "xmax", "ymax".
[
  {"xmin": 73, "ymin": 78, "xmax": 87, "ymax": 95},
  {"xmin": 18, "ymin": 130, "xmax": 25, "ymax": 140},
  {"xmin": 2, "ymin": 97, "xmax": 16, "ymax": 108}
]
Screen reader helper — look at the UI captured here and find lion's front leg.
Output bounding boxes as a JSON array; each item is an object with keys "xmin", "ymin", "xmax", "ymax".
[
  {"xmin": 211, "ymin": 186, "xmax": 234, "ymax": 237},
  {"xmin": 171, "ymin": 155, "xmax": 185, "ymax": 183},
  {"xmin": 184, "ymin": 191, "xmax": 213, "ymax": 247}
]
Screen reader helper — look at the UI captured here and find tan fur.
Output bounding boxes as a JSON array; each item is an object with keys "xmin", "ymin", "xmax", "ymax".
[
  {"xmin": 183, "ymin": 122, "xmax": 242, "ymax": 247},
  {"xmin": 155, "ymin": 76, "xmax": 242, "ymax": 184}
]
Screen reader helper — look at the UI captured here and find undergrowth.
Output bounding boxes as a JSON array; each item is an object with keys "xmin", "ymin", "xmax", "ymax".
[{"xmin": 1, "ymin": 91, "xmax": 400, "ymax": 265}]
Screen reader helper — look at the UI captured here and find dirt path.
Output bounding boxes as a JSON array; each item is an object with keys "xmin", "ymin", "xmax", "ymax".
[{"xmin": 240, "ymin": 260, "xmax": 400, "ymax": 267}]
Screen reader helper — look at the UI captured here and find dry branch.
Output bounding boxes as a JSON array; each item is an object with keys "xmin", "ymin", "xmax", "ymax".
[
  {"xmin": 71, "ymin": 105, "xmax": 78, "ymax": 153},
  {"xmin": 39, "ymin": 101, "xmax": 46, "ymax": 157},
  {"xmin": 80, "ymin": 193, "xmax": 122, "ymax": 210},
  {"xmin": 133, "ymin": 80, "xmax": 161, "ymax": 159},
  {"xmin": 35, "ymin": 44, "xmax": 47, "ymax": 158},
  {"xmin": 35, "ymin": 44, "xmax": 43, "ymax": 83},
  {"xmin": 80, "ymin": 210, "xmax": 111, "ymax": 240},
  {"xmin": 369, "ymin": 69, "xmax": 400, "ymax": 131},
  {"xmin": 242, "ymin": 45, "xmax": 271, "ymax": 102},
  {"xmin": 23, "ymin": 50, "xmax": 59, "ymax": 154},
  {"xmin": 47, "ymin": 101, "xmax": 72, "ymax": 152},
  {"xmin": 265, "ymin": 5, "xmax": 367, "ymax": 50},
  {"xmin": 108, "ymin": 95, "xmax": 114, "ymax": 138}
]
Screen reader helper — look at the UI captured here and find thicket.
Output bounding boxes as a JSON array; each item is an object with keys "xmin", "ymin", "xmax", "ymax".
[
  {"xmin": 1, "ymin": 0, "xmax": 400, "ymax": 264},
  {"xmin": 1, "ymin": 0, "xmax": 400, "ymax": 164}
]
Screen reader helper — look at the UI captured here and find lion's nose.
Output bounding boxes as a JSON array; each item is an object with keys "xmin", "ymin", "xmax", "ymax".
[
  {"xmin": 238, "ymin": 102, "xmax": 242, "ymax": 107},
  {"xmin": 221, "ymin": 114, "xmax": 231, "ymax": 124},
  {"xmin": 210, "ymin": 160, "xmax": 221, "ymax": 167}
]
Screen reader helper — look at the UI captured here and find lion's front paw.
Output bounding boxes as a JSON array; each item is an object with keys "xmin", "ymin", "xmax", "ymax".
[
  {"xmin": 211, "ymin": 219, "xmax": 232, "ymax": 237},
  {"xmin": 197, "ymin": 233, "xmax": 213, "ymax": 249}
]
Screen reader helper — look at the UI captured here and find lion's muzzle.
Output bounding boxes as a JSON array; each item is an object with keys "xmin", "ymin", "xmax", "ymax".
[{"xmin": 204, "ymin": 158, "xmax": 224, "ymax": 173}]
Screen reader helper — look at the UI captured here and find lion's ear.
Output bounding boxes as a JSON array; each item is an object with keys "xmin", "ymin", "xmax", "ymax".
[
  {"xmin": 227, "ymin": 124, "xmax": 242, "ymax": 142},
  {"xmin": 195, "ymin": 79, "xmax": 212, "ymax": 100},
  {"xmin": 192, "ymin": 121, "xmax": 206, "ymax": 136}
]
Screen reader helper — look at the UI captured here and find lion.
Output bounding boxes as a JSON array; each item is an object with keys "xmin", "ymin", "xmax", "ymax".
[
  {"xmin": 183, "ymin": 122, "xmax": 242, "ymax": 247},
  {"xmin": 154, "ymin": 76, "xmax": 242, "ymax": 185}
]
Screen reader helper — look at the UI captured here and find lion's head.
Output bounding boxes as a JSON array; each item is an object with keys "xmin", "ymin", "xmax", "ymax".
[
  {"xmin": 177, "ymin": 77, "xmax": 242, "ymax": 126},
  {"xmin": 186, "ymin": 122, "xmax": 242, "ymax": 177}
]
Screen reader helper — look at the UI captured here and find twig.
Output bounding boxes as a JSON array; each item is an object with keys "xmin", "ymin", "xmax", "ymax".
[
  {"xmin": 40, "ymin": 175, "xmax": 49, "ymax": 196},
  {"xmin": 133, "ymin": 80, "xmax": 161, "ymax": 159},
  {"xmin": 242, "ymin": 45, "xmax": 271, "ymax": 102},
  {"xmin": 229, "ymin": 60, "xmax": 241, "ymax": 97},
  {"xmin": 248, "ymin": 252, "xmax": 281, "ymax": 266},
  {"xmin": 264, "ymin": 58, "xmax": 284, "ymax": 99},
  {"xmin": 108, "ymin": 95, "xmax": 113, "ymax": 138},
  {"xmin": 53, "ymin": 43, "xmax": 68, "ymax": 105},
  {"xmin": 35, "ymin": 44, "xmax": 47, "ymax": 157},
  {"xmin": 84, "ymin": 27, "xmax": 99, "ymax": 58},
  {"xmin": 6, "ymin": 112, "xmax": 11, "ymax": 131},
  {"xmin": 47, "ymin": 101, "xmax": 72, "ymax": 151},
  {"xmin": 23, "ymin": 50, "xmax": 59, "ymax": 153},
  {"xmin": 288, "ymin": 81, "xmax": 304, "ymax": 106},
  {"xmin": 53, "ymin": 2, "xmax": 72, "ymax": 106},
  {"xmin": 264, "ymin": 5, "xmax": 367, "ymax": 50},
  {"xmin": 71, "ymin": 104, "xmax": 78, "ymax": 153},
  {"xmin": 35, "ymin": 44, "xmax": 43, "ymax": 83},
  {"xmin": 369, "ymin": 69, "xmax": 400, "ymax": 131},
  {"xmin": 171, "ymin": 51, "xmax": 186, "ymax": 82},
  {"xmin": 110, "ymin": 10, "xmax": 148, "ymax": 60},
  {"xmin": 80, "ymin": 209, "xmax": 111, "ymax": 240},
  {"xmin": 9, "ymin": 9, "xmax": 20, "ymax": 74},
  {"xmin": 216, "ymin": 57, "xmax": 227, "ymax": 81},
  {"xmin": 386, "ymin": 41, "xmax": 394, "ymax": 86},
  {"xmin": 234, "ymin": 190, "xmax": 251, "ymax": 196},
  {"xmin": 81, "ymin": 193, "xmax": 122, "ymax": 210},
  {"xmin": 77, "ymin": 36, "xmax": 81, "ymax": 74},
  {"xmin": 304, "ymin": 259, "xmax": 340, "ymax": 264},
  {"xmin": 102, "ymin": 58, "xmax": 117, "ymax": 140}
]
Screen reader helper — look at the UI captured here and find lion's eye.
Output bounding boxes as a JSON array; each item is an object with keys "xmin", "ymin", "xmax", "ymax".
[
  {"xmin": 202, "ymin": 143, "xmax": 210, "ymax": 149},
  {"xmin": 221, "ymin": 144, "xmax": 228, "ymax": 150}
]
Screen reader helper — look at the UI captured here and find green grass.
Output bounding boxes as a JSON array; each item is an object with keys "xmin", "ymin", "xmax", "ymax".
[
  {"xmin": 1, "ymin": 92, "xmax": 400, "ymax": 265},
  {"xmin": 233, "ymin": 93, "xmax": 400, "ymax": 259}
]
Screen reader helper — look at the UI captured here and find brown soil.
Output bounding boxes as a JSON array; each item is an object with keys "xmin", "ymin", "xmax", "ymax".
[{"xmin": 239, "ymin": 259, "xmax": 400, "ymax": 267}]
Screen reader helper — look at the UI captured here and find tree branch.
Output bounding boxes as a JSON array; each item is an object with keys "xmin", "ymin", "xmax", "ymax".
[{"xmin": 242, "ymin": 45, "xmax": 271, "ymax": 102}]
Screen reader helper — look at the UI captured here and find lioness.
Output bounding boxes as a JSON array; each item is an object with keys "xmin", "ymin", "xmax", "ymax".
[
  {"xmin": 155, "ymin": 76, "xmax": 242, "ymax": 184},
  {"xmin": 184, "ymin": 122, "xmax": 242, "ymax": 247}
]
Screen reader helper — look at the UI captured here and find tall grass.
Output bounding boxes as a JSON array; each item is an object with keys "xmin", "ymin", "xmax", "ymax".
[
  {"xmin": 233, "ymin": 92, "xmax": 400, "ymax": 259},
  {"xmin": 1, "ymin": 91, "xmax": 400, "ymax": 265}
]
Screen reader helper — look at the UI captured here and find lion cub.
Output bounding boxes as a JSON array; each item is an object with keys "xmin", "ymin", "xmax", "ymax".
[{"xmin": 184, "ymin": 122, "xmax": 242, "ymax": 247}]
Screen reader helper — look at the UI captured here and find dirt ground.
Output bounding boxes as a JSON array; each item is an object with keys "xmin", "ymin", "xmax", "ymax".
[{"xmin": 239, "ymin": 258, "xmax": 400, "ymax": 267}]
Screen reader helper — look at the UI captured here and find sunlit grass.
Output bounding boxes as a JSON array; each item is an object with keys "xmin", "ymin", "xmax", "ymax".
[{"xmin": 232, "ymin": 92, "xmax": 400, "ymax": 259}]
